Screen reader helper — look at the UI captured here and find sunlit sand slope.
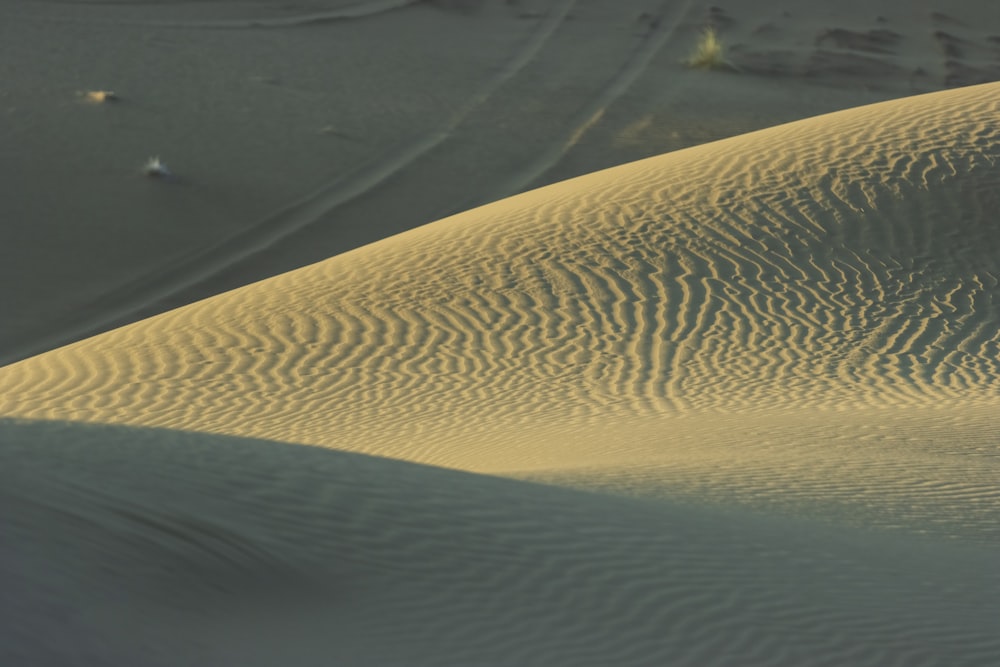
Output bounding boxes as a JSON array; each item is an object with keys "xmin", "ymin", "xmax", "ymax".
[
  {"xmin": 3, "ymin": 420, "xmax": 999, "ymax": 667},
  {"xmin": 3, "ymin": 84, "xmax": 999, "ymax": 552},
  {"xmin": 3, "ymin": 84, "xmax": 998, "ymax": 450}
]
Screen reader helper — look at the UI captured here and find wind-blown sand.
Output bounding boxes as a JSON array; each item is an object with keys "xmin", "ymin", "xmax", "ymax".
[
  {"xmin": 4, "ymin": 0, "xmax": 1000, "ymax": 664},
  {"xmin": 3, "ymin": 74, "xmax": 1000, "ymax": 665}
]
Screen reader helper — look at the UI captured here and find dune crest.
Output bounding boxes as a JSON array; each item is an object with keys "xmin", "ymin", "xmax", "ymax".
[
  {"xmin": 2, "ymin": 84, "xmax": 998, "ymax": 451},
  {"xmin": 2, "ymin": 83, "xmax": 999, "ymax": 545}
]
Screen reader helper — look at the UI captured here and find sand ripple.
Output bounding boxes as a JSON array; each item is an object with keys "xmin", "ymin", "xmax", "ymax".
[
  {"xmin": 2, "ymin": 85, "xmax": 998, "ymax": 448},
  {"xmin": 2, "ymin": 78, "xmax": 1000, "ymax": 667}
]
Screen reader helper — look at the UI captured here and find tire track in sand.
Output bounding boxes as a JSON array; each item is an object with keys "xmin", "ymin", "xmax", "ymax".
[
  {"xmin": 21, "ymin": 0, "xmax": 422, "ymax": 28},
  {"xmin": 0, "ymin": 0, "xmax": 578, "ymax": 367},
  {"xmin": 484, "ymin": 0, "xmax": 695, "ymax": 204}
]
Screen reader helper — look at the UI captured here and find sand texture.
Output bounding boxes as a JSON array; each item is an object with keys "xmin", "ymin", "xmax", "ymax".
[
  {"xmin": 3, "ymin": 420, "xmax": 999, "ymax": 667},
  {"xmin": 3, "ymin": 84, "xmax": 999, "ymax": 449},
  {"xmin": 3, "ymin": 1, "xmax": 1000, "ymax": 665},
  {"xmin": 3, "ymin": 78, "xmax": 1000, "ymax": 665}
]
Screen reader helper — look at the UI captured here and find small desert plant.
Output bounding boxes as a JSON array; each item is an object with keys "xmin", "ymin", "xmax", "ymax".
[{"xmin": 685, "ymin": 27, "xmax": 730, "ymax": 70}]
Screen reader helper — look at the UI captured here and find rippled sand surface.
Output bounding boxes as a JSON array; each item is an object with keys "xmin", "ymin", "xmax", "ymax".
[{"xmin": 2, "ymin": 81, "xmax": 999, "ymax": 665}]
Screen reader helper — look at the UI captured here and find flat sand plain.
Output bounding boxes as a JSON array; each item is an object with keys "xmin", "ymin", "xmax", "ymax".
[{"xmin": 2, "ymin": 2, "xmax": 1000, "ymax": 666}]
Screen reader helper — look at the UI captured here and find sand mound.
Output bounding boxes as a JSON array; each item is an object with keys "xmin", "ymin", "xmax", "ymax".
[
  {"xmin": 3, "ymin": 420, "xmax": 999, "ymax": 667},
  {"xmin": 2, "ymin": 83, "xmax": 1000, "ymax": 665},
  {"xmin": 2, "ymin": 83, "xmax": 998, "ymax": 445}
]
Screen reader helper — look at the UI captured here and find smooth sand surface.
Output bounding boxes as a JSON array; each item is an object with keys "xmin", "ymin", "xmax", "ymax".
[
  {"xmin": 3, "ymin": 1, "xmax": 1000, "ymax": 665},
  {"xmin": 3, "ymin": 0, "xmax": 1000, "ymax": 364},
  {"xmin": 3, "ymin": 78, "xmax": 1000, "ymax": 665}
]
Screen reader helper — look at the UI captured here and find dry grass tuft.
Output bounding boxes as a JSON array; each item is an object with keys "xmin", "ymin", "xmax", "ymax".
[
  {"xmin": 83, "ymin": 90, "xmax": 119, "ymax": 103},
  {"xmin": 685, "ymin": 28, "xmax": 731, "ymax": 70}
]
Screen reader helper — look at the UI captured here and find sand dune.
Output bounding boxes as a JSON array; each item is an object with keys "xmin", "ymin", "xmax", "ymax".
[
  {"xmin": 3, "ymin": 84, "xmax": 1000, "ymax": 664},
  {"xmin": 2, "ymin": 84, "xmax": 998, "ymax": 446},
  {"xmin": 4, "ymin": 420, "xmax": 999, "ymax": 667},
  {"xmin": 3, "ymin": 4, "xmax": 1000, "ymax": 660}
]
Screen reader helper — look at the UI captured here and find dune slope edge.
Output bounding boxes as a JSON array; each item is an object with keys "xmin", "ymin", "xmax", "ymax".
[
  {"xmin": 2, "ymin": 84, "xmax": 998, "ymax": 438},
  {"xmin": 3, "ymin": 420, "xmax": 999, "ymax": 667},
  {"xmin": 2, "ymin": 84, "xmax": 1000, "ymax": 536}
]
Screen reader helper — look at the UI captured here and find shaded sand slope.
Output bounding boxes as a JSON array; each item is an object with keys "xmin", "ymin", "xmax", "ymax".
[{"xmin": 3, "ymin": 420, "xmax": 999, "ymax": 667}]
